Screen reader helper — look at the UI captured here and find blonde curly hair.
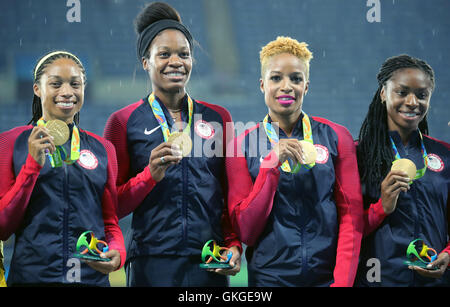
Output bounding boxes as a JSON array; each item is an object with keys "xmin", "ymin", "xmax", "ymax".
[{"xmin": 260, "ymin": 36, "xmax": 313, "ymax": 79}]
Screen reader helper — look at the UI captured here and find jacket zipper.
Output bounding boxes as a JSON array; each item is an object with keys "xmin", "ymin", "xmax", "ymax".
[
  {"xmin": 62, "ymin": 163, "xmax": 70, "ymax": 282},
  {"xmin": 182, "ymin": 157, "xmax": 188, "ymax": 246},
  {"xmin": 300, "ymin": 227, "xmax": 307, "ymax": 278}
]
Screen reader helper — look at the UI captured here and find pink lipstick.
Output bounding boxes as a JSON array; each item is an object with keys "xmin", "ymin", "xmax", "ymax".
[{"xmin": 277, "ymin": 95, "xmax": 295, "ymax": 106}]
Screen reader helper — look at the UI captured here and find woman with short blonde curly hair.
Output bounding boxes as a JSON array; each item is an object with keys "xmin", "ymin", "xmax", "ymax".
[
  {"xmin": 260, "ymin": 36, "xmax": 313, "ymax": 80},
  {"xmin": 227, "ymin": 36, "xmax": 363, "ymax": 286}
]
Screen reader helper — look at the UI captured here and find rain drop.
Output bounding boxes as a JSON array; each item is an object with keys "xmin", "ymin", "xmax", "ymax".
[{"xmin": 418, "ymin": 40, "xmax": 424, "ymax": 50}]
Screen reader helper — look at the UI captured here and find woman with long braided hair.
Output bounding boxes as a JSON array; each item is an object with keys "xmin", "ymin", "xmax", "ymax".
[{"xmin": 355, "ymin": 54, "xmax": 450, "ymax": 286}]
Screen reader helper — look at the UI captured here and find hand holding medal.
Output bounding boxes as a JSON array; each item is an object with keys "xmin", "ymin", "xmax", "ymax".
[
  {"xmin": 380, "ymin": 166, "xmax": 411, "ymax": 215},
  {"xmin": 148, "ymin": 141, "xmax": 183, "ymax": 182},
  {"xmin": 35, "ymin": 118, "xmax": 80, "ymax": 168},
  {"xmin": 391, "ymin": 158, "xmax": 416, "ymax": 181},
  {"xmin": 264, "ymin": 112, "xmax": 317, "ymax": 173},
  {"xmin": 298, "ymin": 140, "xmax": 317, "ymax": 165},
  {"xmin": 30, "ymin": 119, "xmax": 70, "ymax": 167},
  {"xmin": 380, "ymin": 159, "xmax": 416, "ymax": 215},
  {"xmin": 148, "ymin": 131, "xmax": 192, "ymax": 181},
  {"xmin": 167, "ymin": 131, "xmax": 192, "ymax": 157},
  {"xmin": 381, "ymin": 131, "xmax": 429, "ymax": 215},
  {"xmin": 147, "ymin": 92, "xmax": 194, "ymax": 182},
  {"xmin": 28, "ymin": 126, "xmax": 56, "ymax": 167}
]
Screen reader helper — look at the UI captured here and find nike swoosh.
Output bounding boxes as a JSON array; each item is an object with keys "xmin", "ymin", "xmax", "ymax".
[{"xmin": 144, "ymin": 126, "xmax": 161, "ymax": 135}]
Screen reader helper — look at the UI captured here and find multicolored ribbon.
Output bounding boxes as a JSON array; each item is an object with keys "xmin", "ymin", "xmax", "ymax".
[
  {"xmin": 37, "ymin": 118, "xmax": 80, "ymax": 168},
  {"xmin": 390, "ymin": 130, "xmax": 428, "ymax": 181},
  {"xmin": 0, "ymin": 241, "xmax": 6, "ymax": 287},
  {"xmin": 148, "ymin": 93, "xmax": 193, "ymax": 142},
  {"xmin": 263, "ymin": 112, "xmax": 315, "ymax": 173}
]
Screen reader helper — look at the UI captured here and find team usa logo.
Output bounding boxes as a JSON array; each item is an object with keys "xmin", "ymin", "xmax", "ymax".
[
  {"xmin": 314, "ymin": 144, "xmax": 329, "ymax": 164},
  {"xmin": 427, "ymin": 153, "xmax": 444, "ymax": 172},
  {"xmin": 195, "ymin": 120, "xmax": 215, "ymax": 140},
  {"xmin": 77, "ymin": 150, "xmax": 98, "ymax": 170}
]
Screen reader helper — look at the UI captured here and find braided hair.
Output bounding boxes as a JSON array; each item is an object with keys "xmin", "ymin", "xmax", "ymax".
[
  {"xmin": 28, "ymin": 51, "xmax": 86, "ymax": 125},
  {"xmin": 357, "ymin": 54, "xmax": 435, "ymax": 191}
]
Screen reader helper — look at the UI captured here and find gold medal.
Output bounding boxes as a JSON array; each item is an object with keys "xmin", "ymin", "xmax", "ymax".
[
  {"xmin": 168, "ymin": 131, "xmax": 192, "ymax": 157},
  {"xmin": 299, "ymin": 140, "xmax": 317, "ymax": 165},
  {"xmin": 391, "ymin": 158, "xmax": 417, "ymax": 179},
  {"xmin": 46, "ymin": 119, "xmax": 70, "ymax": 146}
]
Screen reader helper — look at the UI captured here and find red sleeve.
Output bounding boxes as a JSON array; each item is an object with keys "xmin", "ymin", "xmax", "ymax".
[
  {"xmin": 423, "ymin": 136, "xmax": 450, "ymax": 261},
  {"xmin": 0, "ymin": 127, "xmax": 42, "ymax": 240},
  {"xmin": 354, "ymin": 140, "xmax": 388, "ymax": 237},
  {"xmin": 315, "ymin": 118, "xmax": 364, "ymax": 287},
  {"xmin": 103, "ymin": 102, "xmax": 158, "ymax": 219},
  {"xmin": 226, "ymin": 124, "xmax": 281, "ymax": 247},
  {"xmin": 441, "ymin": 189, "xmax": 450, "ymax": 260},
  {"xmin": 197, "ymin": 101, "xmax": 242, "ymax": 252},
  {"xmin": 363, "ymin": 198, "xmax": 388, "ymax": 236},
  {"xmin": 84, "ymin": 131, "xmax": 126, "ymax": 270}
]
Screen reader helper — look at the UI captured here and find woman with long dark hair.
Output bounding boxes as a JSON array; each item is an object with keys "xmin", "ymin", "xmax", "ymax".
[{"xmin": 355, "ymin": 54, "xmax": 449, "ymax": 286}]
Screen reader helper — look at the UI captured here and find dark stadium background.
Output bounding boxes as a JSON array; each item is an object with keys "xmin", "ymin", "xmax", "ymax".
[{"xmin": 1, "ymin": 0, "xmax": 449, "ymax": 286}]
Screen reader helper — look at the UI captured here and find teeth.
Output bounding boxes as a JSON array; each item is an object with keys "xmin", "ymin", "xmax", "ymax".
[
  {"xmin": 57, "ymin": 102, "xmax": 74, "ymax": 107},
  {"xmin": 166, "ymin": 72, "xmax": 183, "ymax": 76},
  {"xmin": 403, "ymin": 112, "xmax": 417, "ymax": 117},
  {"xmin": 279, "ymin": 97, "xmax": 293, "ymax": 100}
]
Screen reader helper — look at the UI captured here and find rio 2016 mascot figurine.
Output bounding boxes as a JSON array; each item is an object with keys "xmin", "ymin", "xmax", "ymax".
[
  {"xmin": 404, "ymin": 238, "xmax": 438, "ymax": 269},
  {"xmin": 200, "ymin": 240, "xmax": 233, "ymax": 269},
  {"xmin": 73, "ymin": 231, "xmax": 111, "ymax": 262}
]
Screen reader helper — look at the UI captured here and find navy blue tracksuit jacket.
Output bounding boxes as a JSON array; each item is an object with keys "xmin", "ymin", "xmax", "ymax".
[
  {"xmin": 0, "ymin": 124, "xmax": 125, "ymax": 286},
  {"xmin": 227, "ymin": 114, "xmax": 364, "ymax": 286},
  {"xmin": 104, "ymin": 94, "xmax": 241, "ymax": 286},
  {"xmin": 356, "ymin": 131, "xmax": 450, "ymax": 286}
]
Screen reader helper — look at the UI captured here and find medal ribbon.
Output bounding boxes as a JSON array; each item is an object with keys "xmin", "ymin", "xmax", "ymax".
[
  {"xmin": 37, "ymin": 118, "xmax": 80, "ymax": 168},
  {"xmin": 390, "ymin": 130, "xmax": 428, "ymax": 181},
  {"xmin": 148, "ymin": 93, "xmax": 193, "ymax": 142},
  {"xmin": 263, "ymin": 112, "xmax": 315, "ymax": 173}
]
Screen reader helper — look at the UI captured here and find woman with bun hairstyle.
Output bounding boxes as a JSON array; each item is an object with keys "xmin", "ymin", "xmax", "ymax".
[
  {"xmin": 104, "ymin": 2, "xmax": 241, "ymax": 286},
  {"xmin": 355, "ymin": 54, "xmax": 450, "ymax": 286},
  {"xmin": 0, "ymin": 50, "xmax": 126, "ymax": 286},
  {"xmin": 226, "ymin": 36, "xmax": 364, "ymax": 286}
]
